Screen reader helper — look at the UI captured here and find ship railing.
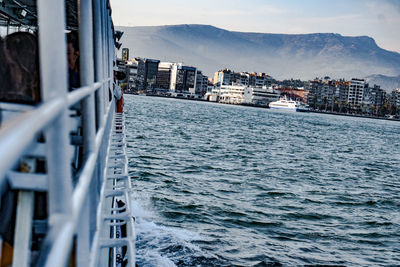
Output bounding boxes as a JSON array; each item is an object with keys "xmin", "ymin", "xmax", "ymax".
[{"xmin": 0, "ymin": 0, "xmax": 134, "ymax": 266}]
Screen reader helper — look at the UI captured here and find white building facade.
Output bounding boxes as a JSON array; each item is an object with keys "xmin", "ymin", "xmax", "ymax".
[
  {"xmin": 243, "ymin": 87, "xmax": 279, "ymax": 106},
  {"xmin": 206, "ymin": 85, "xmax": 279, "ymax": 106},
  {"xmin": 348, "ymin": 78, "xmax": 366, "ymax": 107}
]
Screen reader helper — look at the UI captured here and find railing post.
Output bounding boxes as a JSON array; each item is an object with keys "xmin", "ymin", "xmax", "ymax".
[
  {"xmin": 79, "ymin": 0, "xmax": 96, "ymax": 158},
  {"xmin": 11, "ymin": 191, "xmax": 34, "ymax": 267},
  {"xmin": 93, "ymin": 0, "xmax": 105, "ymax": 203},
  {"xmin": 106, "ymin": 5, "xmax": 113, "ymax": 90},
  {"xmin": 78, "ymin": 0, "xmax": 96, "ymax": 265},
  {"xmin": 37, "ymin": 0, "xmax": 73, "ymax": 224},
  {"xmin": 109, "ymin": 16, "xmax": 114, "ymax": 87},
  {"xmin": 93, "ymin": 0, "xmax": 104, "ymax": 131},
  {"xmin": 102, "ymin": 0, "xmax": 108, "ymax": 116}
]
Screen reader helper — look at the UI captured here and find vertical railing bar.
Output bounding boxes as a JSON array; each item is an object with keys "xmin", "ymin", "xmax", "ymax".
[
  {"xmin": 94, "ymin": 0, "xmax": 105, "ymax": 204},
  {"xmin": 77, "ymin": 197, "xmax": 90, "ymax": 266},
  {"xmin": 78, "ymin": 0, "xmax": 96, "ymax": 266},
  {"xmin": 79, "ymin": 0, "xmax": 96, "ymax": 159},
  {"xmin": 37, "ymin": 0, "xmax": 74, "ymax": 265},
  {"xmin": 105, "ymin": 9, "xmax": 109, "ymax": 95},
  {"xmin": 11, "ymin": 191, "xmax": 34, "ymax": 267},
  {"xmin": 106, "ymin": 2, "xmax": 110, "ymax": 117},
  {"xmin": 2, "ymin": 0, "xmax": 122, "ymax": 266},
  {"xmin": 105, "ymin": 1, "xmax": 112, "ymax": 266},
  {"xmin": 102, "ymin": 0, "xmax": 108, "ymax": 118},
  {"xmin": 100, "ymin": 1, "xmax": 107, "ymax": 214},
  {"xmin": 108, "ymin": 5, "xmax": 118, "ymax": 266},
  {"xmin": 105, "ymin": 8, "xmax": 114, "ymax": 87},
  {"xmin": 106, "ymin": 6, "xmax": 115, "ymax": 266},
  {"xmin": 37, "ymin": 0, "xmax": 73, "ymax": 222},
  {"xmin": 89, "ymin": 100, "xmax": 114, "ymax": 267},
  {"xmin": 108, "ymin": 11, "xmax": 113, "ymax": 87},
  {"xmin": 92, "ymin": 0, "xmax": 105, "ymax": 253},
  {"xmin": 44, "ymin": 98, "xmax": 114, "ymax": 267},
  {"xmin": 93, "ymin": 0, "xmax": 104, "ymax": 131}
]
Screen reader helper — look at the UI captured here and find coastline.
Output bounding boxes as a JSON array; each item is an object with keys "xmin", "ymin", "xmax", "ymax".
[
  {"xmin": 309, "ymin": 110, "xmax": 400, "ymax": 122},
  {"xmin": 127, "ymin": 93, "xmax": 400, "ymax": 122}
]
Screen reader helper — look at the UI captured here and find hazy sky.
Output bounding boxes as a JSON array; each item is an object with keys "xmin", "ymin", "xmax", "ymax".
[{"xmin": 110, "ymin": 0, "xmax": 400, "ymax": 53}]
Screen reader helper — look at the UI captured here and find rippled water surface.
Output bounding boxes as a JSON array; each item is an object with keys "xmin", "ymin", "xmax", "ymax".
[{"xmin": 124, "ymin": 95, "xmax": 400, "ymax": 266}]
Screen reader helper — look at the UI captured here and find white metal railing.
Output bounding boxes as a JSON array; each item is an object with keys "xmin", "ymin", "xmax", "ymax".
[
  {"xmin": 90, "ymin": 113, "xmax": 135, "ymax": 267},
  {"xmin": 0, "ymin": 0, "xmax": 131, "ymax": 266}
]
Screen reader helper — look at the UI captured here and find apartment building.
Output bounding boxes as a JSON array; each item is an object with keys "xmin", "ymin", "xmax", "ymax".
[
  {"xmin": 170, "ymin": 63, "xmax": 197, "ymax": 93},
  {"xmin": 348, "ymin": 78, "xmax": 366, "ymax": 107}
]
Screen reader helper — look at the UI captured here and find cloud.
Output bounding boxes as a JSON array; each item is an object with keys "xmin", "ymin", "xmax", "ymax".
[
  {"xmin": 383, "ymin": 0, "xmax": 400, "ymax": 12},
  {"xmin": 365, "ymin": 0, "xmax": 400, "ymax": 24},
  {"xmin": 259, "ymin": 5, "xmax": 286, "ymax": 14}
]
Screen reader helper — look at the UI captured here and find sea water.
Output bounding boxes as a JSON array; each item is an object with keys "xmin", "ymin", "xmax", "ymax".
[{"xmin": 124, "ymin": 95, "xmax": 400, "ymax": 266}]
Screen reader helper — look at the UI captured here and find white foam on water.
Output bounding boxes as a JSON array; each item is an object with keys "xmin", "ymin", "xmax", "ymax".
[
  {"xmin": 130, "ymin": 194, "xmax": 214, "ymax": 267},
  {"xmin": 140, "ymin": 249, "xmax": 177, "ymax": 267}
]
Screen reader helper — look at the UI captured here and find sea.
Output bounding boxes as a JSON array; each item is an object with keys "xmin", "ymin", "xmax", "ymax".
[{"xmin": 124, "ymin": 95, "xmax": 400, "ymax": 267}]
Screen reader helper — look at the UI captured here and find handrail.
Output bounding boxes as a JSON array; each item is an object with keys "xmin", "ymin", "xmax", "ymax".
[
  {"xmin": 73, "ymin": 101, "xmax": 112, "ymax": 214},
  {"xmin": 89, "ymin": 107, "xmax": 116, "ymax": 266},
  {"xmin": 0, "ymin": 79, "xmax": 109, "ymax": 180},
  {"xmin": 67, "ymin": 82, "xmax": 103, "ymax": 106},
  {"xmin": 0, "ymin": 98, "xmax": 63, "ymax": 179},
  {"xmin": 44, "ymin": 101, "xmax": 113, "ymax": 267},
  {"xmin": 0, "ymin": 0, "xmax": 122, "ymax": 265}
]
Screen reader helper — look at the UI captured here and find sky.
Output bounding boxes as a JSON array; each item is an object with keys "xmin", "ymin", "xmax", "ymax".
[{"xmin": 110, "ymin": 0, "xmax": 400, "ymax": 53}]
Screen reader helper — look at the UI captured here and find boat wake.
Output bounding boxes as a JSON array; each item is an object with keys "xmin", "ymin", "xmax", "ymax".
[{"xmin": 130, "ymin": 194, "xmax": 220, "ymax": 267}]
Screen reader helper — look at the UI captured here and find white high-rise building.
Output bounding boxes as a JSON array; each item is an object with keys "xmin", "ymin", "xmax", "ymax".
[
  {"xmin": 169, "ymin": 63, "xmax": 197, "ymax": 93},
  {"xmin": 348, "ymin": 78, "xmax": 366, "ymax": 107}
]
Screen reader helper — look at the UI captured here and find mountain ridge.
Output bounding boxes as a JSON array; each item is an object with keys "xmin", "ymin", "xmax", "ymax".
[
  {"xmin": 365, "ymin": 74, "xmax": 400, "ymax": 92},
  {"xmin": 117, "ymin": 24, "xmax": 400, "ymax": 84}
]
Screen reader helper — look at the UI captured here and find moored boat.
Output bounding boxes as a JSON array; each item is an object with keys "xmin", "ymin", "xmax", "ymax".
[{"xmin": 269, "ymin": 96, "xmax": 309, "ymax": 112}]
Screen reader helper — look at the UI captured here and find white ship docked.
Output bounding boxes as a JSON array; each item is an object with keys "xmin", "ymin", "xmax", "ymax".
[{"xmin": 269, "ymin": 96, "xmax": 309, "ymax": 112}]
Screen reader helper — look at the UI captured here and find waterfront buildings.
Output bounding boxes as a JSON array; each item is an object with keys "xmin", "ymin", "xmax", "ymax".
[
  {"xmin": 307, "ymin": 77, "xmax": 347, "ymax": 110},
  {"xmin": 211, "ymin": 69, "xmax": 295, "ymax": 106},
  {"xmin": 122, "ymin": 48, "xmax": 129, "ymax": 62},
  {"xmin": 278, "ymin": 87, "xmax": 309, "ymax": 103},
  {"xmin": 137, "ymin": 58, "xmax": 160, "ymax": 91},
  {"xmin": 114, "ymin": 49, "xmax": 139, "ymax": 93},
  {"xmin": 348, "ymin": 78, "xmax": 366, "ymax": 107},
  {"xmin": 390, "ymin": 89, "xmax": 400, "ymax": 108},
  {"xmin": 206, "ymin": 84, "xmax": 279, "ymax": 106},
  {"xmin": 195, "ymin": 70, "xmax": 209, "ymax": 97},
  {"xmin": 156, "ymin": 62, "xmax": 173, "ymax": 90},
  {"xmin": 117, "ymin": 54, "xmax": 397, "ymax": 116},
  {"xmin": 126, "ymin": 61, "xmax": 139, "ymax": 93},
  {"xmin": 243, "ymin": 87, "xmax": 280, "ymax": 106},
  {"xmin": 119, "ymin": 57, "xmax": 208, "ymax": 97},
  {"xmin": 281, "ymin": 79, "xmax": 305, "ymax": 88},
  {"xmin": 218, "ymin": 85, "xmax": 246, "ymax": 104},
  {"xmin": 170, "ymin": 63, "xmax": 196, "ymax": 93},
  {"xmin": 213, "ymin": 69, "xmax": 233, "ymax": 86},
  {"xmin": 306, "ymin": 77, "xmax": 389, "ymax": 113},
  {"xmin": 153, "ymin": 63, "xmax": 209, "ymax": 97},
  {"xmin": 213, "ymin": 69, "xmax": 274, "ymax": 87},
  {"xmin": 362, "ymin": 85, "xmax": 386, "ymax": 113},
  {"xmin": 205, "ymin": 86, "xmax": 221, "ymax": 102}
]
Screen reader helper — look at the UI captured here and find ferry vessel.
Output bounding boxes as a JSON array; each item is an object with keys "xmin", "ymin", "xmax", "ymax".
[
  {"xmin": 269, "ymin": 96, "xmax": 309, "ymax": 112},
  {"xmin": 0, "ymin": 0, "xmax": 135, "ymax": 266}
]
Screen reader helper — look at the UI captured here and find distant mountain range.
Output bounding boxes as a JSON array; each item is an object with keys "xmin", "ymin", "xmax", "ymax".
[
  {"xmin": 117, "ymin": 24, "xmax": 400, "ymax": 90},
  {"xmin": 365, "ymin": 74, "xmax": 400, "ymax": 93}
]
